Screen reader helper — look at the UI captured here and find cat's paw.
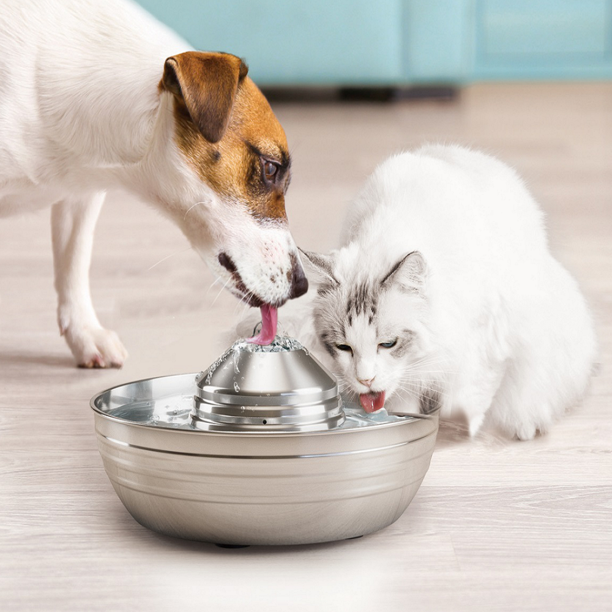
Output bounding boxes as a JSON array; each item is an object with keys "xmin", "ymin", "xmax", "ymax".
[
  {"xmin": 515, "ymin": 423, "xmax": 537, "ymax": 441},
  {"xmin": 63, "ymin": 324, "xmax": 128, "ymax": 368},
  {"xmin": 468, "ymin": 413, "xmax": 486, "ymax": 437}
]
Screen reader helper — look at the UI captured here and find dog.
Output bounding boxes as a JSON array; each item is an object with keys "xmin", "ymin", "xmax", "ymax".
[{"xmin": 0, "ymin": 0, "xmax": 307, "ymax": 368}]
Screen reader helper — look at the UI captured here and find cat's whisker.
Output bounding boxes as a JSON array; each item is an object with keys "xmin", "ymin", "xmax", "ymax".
[
  {"xmin": 398, "ymin": 367, "xmax": 450, "ymax": 379},
  {"xmin": 393, "ymin": 388, "xmax": 411, "ymax": 402},
  {"xmin": 401, "ymin": 383, "xmax": 424, "ymax": 397},
  {"xmin": 399, "ymin": 373, "xmax": 444, "ymax": 388},
  {"xmin": 339, "ymin": 382, "xmax": 357, "ymax": 399},
  {"xmin": 405, "ymin": 359, "xmax": 449, "ymax": 373},
  {"xmin": 398, "ymin": 377, "xmax": 449, "ymax": 389},
  {"xmin": 399, "ymin": 375, "xmax": 450, "ymax": 396},
  {"xmin": 402, "ymin": 382, "xmax": 451, "ymax": 401},
  {"xmin": 395, "ymin": 387, "xmax": 421, "ymax": 403}
]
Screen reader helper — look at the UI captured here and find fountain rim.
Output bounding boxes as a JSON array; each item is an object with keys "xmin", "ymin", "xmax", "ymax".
[{"xmin": 90, "ymin": 371, "xmax": 438, "ymax": 439}]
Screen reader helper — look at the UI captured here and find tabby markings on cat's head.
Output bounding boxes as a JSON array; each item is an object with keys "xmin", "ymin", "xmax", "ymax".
[{"xmin": 346, "ymin": 281, "xmax": 377, "ymax": 326}]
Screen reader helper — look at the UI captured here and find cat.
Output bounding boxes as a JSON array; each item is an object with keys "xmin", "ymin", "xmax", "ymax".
[{"xmin": 237, "ymin": 144, "xmax": 597, "ymax": 440}]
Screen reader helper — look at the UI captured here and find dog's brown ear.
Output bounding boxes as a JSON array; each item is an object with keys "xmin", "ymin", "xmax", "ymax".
[{"xmin": 161, "ymin": 51, "xmax": 249, "ymax": 143}]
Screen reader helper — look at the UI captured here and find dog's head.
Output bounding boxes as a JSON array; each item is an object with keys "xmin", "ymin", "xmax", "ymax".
[{"xmin": 158, "ymin": 51, "xmax": 307, "ymax": 308}]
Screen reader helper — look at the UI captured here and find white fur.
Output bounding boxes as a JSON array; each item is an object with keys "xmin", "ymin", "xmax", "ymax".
[
  {"xmin": 275, "ymin": 145, "xmax": 597, "ymax": 440},
  {"xmin": 0, "ymin": 0, "xmax": 300, "ymax": 367}
]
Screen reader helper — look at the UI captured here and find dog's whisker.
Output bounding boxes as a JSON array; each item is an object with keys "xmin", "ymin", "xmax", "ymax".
[
  {"xmin": 146, "ymin": 246, "xmax": 192, "ymax": 271},
  {"xmin": 205, "ymin": 276, "xmax": 224, "ymax": 298},
  {"xmin": 183, "ymin": 201, "xmax": 209, "ymax": 221},
  {"xmin": 234, "ymin": 298, "xmax": 252, "ymax": 318},
  {"xmin": 211, "ymin": 276, "xmax": 233, "ymax": 306},
  {"xmin": 235, "ymin": 294, "xmax": 257, "ymax": 320}
]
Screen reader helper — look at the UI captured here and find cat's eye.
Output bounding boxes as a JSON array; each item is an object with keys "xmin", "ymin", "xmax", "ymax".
[
  {"xmin": 379, "ymin": 339, "xmax": 398, "ymax": 349},
  {"xmin": 336, "ymin": 344, "xmax": 353, "ymax": 353}
]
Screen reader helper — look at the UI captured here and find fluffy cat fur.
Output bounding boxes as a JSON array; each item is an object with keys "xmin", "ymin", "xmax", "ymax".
[{"xmin": 238, "ymin": 145, "xmax": 597, "ymax": 440}]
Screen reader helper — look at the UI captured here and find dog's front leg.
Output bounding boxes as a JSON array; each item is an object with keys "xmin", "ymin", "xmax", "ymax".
[{"xmin": 51, "ymin": 194, "xmax": 128, "ymax": 368}]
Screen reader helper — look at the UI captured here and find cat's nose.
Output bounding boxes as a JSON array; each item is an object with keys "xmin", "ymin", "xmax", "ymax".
[{"xmin": 358, "ymin": 377, "xmax": 375, "ymax": 388}]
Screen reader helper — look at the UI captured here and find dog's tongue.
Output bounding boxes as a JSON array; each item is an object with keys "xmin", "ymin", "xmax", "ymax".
[
  {"xmin": 359, "ymin": 391, "xmax": 386, "ymax": 413},
  {"xmin": 247, "ymin": 304, "xmax": 278, "ymax": 345}
]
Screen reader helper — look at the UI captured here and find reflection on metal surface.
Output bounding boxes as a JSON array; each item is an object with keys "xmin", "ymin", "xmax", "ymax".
[
  {"xmin": 194, "ymin": 341, "xmax": 344, "ymax": 432},
  {"xmin": 91, "ymin": 341, "xmax": 440, "ymax": 545}
]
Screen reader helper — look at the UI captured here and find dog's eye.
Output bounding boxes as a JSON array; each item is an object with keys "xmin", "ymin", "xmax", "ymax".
[
  {"xmin": 379, "ymin": 339, "xmax": 397, "ymax": 349},
  {"xmin": 263, "ymin": 161, "xmax": 279, "ymax": 182},
  {"xmin": 336, "ymin": 344, "xmax": 353, "ymax": 353}
]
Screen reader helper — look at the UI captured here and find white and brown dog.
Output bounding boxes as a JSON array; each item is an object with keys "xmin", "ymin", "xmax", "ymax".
[{"xmin": 0, "ymin": 0, "xmax": 307, "ymax": 367}]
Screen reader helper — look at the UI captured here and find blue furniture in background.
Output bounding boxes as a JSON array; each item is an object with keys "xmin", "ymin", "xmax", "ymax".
[{"xmin": 137, "ymin": 0, "xmax": 612, "ymax": 84}]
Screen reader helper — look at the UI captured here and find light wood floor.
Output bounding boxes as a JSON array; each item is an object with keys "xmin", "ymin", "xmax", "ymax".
[{"xmin": 1, "ymin": 83, "xmax": 611, "ymax": 612}]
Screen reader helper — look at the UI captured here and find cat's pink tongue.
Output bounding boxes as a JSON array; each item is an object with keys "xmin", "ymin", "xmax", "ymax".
[
  {"xmin": 359, "ymin": 391, "xmax": 386, "ymax": 413},
  {"xmin": 247, "ymin": 305, "xmax": 278, "ymax": 345}
]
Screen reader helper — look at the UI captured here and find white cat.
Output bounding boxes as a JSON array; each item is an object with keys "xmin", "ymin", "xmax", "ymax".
[{"xmin": 269, "ymin": 144, "xmax": 596, "ymax": 440}]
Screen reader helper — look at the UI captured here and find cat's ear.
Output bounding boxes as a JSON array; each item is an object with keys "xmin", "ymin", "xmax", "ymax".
[
  {"xmin": 298, "ymin": 248, "xmax": 339, "ymax": 286},
  {"xmin": 381, "ymin": 251, "xmax": 427, "ymax": 293}
]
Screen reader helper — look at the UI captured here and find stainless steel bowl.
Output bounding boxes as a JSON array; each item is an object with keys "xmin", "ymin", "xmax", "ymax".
[{"xmin": 91, "ymin": 338, "xmax": 439, "ymax": 546}]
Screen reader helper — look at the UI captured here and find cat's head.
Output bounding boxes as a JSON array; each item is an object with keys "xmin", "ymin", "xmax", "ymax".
[{"xmin": 302, "ymin": 246, "xmax": 440, "ymax": 414}]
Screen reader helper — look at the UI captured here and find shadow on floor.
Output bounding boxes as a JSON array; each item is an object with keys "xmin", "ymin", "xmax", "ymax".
[
  {"xmin": 147, "ymin": 529, "xmax": 367, "ymax": 557},
  {"xmin": 434, "ymin": 419, "xmax": 470, "ymax": 449}
]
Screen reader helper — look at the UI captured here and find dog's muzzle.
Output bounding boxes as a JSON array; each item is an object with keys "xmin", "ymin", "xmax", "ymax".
[{"xmin": 218, "ymin": 252, "xmax": 308, "ymax": 307}]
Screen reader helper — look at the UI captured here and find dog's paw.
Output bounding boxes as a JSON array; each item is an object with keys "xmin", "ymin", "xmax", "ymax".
[{"xmin": 64, "ymin": 325, "xmax": 128, "ymax": 369}]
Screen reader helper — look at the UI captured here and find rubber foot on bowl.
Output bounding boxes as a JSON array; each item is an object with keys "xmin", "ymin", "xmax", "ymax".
[{"xmin": 215, "ymin": 543, "xmax": 250, "ymax": 549}]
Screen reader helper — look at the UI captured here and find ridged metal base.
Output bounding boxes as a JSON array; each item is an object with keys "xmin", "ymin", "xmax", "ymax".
[
  {"xmin": 191, "ymin": 395, "xmax": 344, "ymax": 432},
  {"xmin": 194, "ymin": 341, "xmax": 344, "ymax": 432}
]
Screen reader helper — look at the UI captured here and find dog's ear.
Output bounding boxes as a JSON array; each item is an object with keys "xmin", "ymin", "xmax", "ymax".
[{"xmin": 161, "ymin": 51, "xmax": 249, "ymax": 144}]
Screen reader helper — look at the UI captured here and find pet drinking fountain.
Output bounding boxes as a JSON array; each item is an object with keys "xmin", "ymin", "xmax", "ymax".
[{"xmin": 91, "ymin": 337, "xmax": 440, "ymax": 546}]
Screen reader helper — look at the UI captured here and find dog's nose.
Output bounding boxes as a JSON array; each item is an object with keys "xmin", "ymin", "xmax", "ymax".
[{"xmin": 289, "ymin": 261, "xmax": 308, "ymax": 299}]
